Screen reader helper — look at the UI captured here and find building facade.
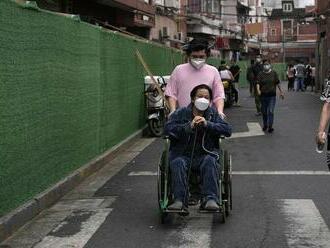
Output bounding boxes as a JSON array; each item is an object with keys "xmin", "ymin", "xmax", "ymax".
[
  {"xmin": 36, "ymin": 0, "xmax": 155, "ymax": 39},
  {"xmin": 264, "ymin": 0, "xmax": 317, "ymax": 64},
  {"xmin": 150, "ymin": 0, "xmax": 187, "ymax": 48}
]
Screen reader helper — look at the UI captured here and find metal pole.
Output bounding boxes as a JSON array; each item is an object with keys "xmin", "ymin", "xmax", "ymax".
[{"xmin": 282, "ymin": 32, "xmax": 286, "ymax": 64}]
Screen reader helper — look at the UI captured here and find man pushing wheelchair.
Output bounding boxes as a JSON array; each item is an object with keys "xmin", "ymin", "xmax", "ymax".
[{"xmin": 164, "ymin": 84, "xmax": 232, "ymax": 212}]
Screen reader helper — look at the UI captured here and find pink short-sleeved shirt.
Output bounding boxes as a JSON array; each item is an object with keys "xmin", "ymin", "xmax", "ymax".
[{"xmin": 165, "ymin": 63, "xmax": 225, "ymax": 108}]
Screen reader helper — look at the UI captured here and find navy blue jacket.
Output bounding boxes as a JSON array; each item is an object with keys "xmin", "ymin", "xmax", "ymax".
[{"xmin": 164, "ymin": 104, "xmax": 232, "ymax": 158}]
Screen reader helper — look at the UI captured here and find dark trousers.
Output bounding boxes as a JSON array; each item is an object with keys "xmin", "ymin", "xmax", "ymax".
[
  {"xmin": 288, "ymin": 77, "xmax": 295, "ymax": 91},
  {"xmin": 260, "ymin": 96, "xmax": 276, "ymax": 128},
  {"xmin": 170, "ymin": 154, "xmax": 220, "ymax": 205},
  {"xmin": 253, "ymin": 83, "xmax": 261, "ymax": 113}
]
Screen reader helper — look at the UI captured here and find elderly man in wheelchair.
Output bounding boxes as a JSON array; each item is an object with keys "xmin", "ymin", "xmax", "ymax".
[{"xmin": 164, "ymin": 84, "xmax": 232, "ymax": 212}]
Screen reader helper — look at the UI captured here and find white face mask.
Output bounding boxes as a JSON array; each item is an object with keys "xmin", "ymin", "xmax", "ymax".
[
  {"xmin": 190, "ymin": 58, "xmax": 206, "ymax": 70},
  {"xmin": 264, "ymin": 64, "xmax": 271, "ymax": 72},
  {"xmin": 194, "ymin": 97, "xmax": 210, "ymax": 111}
]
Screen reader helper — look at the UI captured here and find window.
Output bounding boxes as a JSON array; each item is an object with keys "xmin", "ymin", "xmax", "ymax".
[
  {"xmin": 271, "ymin": 29, "xmax": 276, "ymax": 36},
  {"xmin": 283, "ymin": 3, "xmax": 293, "ymax": 12}
]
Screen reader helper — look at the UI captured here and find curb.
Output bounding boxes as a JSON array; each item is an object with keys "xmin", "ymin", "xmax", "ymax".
[{"xmin": 0, "ymin": 128, "xmax": 148, "ymax": 242}]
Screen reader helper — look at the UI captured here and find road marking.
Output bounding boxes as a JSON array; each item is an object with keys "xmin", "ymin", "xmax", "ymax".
[
  {"xmin": 34, "ymin": 209, "xmax": 112, "ymax": 248},
  {"xmin": 232, "ymin": 171, "xmax": 330, "ymax": 175},
  {"xmin": 128, "ymin": 171, "xmax": 330, "ymax": 176},
  {"xmin": 281, "ymin": 199, "xmax": 330, "ymax": 248},
  {"xmin": 164, "ymin": 206, "xmax": 212, "ymax": 248},
  {"xmin": 129, "ymin": 171, "xmax": 158, "ymax": 176},
  {"xmin": 230, "ymin": 122, "xmax": 264, "ymax": 139}
]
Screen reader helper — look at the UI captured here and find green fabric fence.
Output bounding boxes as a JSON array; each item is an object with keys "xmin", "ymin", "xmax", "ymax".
[{"xmin": 0, "ymin": 0, "xmax": 183, "ymax": 216}]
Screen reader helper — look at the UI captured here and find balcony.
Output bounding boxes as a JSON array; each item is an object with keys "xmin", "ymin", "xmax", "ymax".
[{"xmin": 97, "ymin": 0, "xmax": 155, "ymax": 15}]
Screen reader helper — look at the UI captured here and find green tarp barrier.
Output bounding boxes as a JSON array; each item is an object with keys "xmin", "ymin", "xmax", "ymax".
[{"xmin": 0, "ymin": 0, "xmax": 182, "ymax": 216}]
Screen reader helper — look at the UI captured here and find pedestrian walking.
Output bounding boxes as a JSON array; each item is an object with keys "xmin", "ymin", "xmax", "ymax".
[
  {"xmin": 256, "ymin": 62, "xmax": 284, "ymax": 133},
  {"xmin": 311, "ymin": 65, "xmax": 316, "ymax": 92},
  {"xmin": 229, "ymin": 59, "xmax": 241, "ymax": 106},
  {"xmin": 294, "ymin": 61, "xmax": 306, "ymax": 91},
  {"xmin": 165, "ymin": 38, "xmax": 226, "ymax": 118},
  {"xmin": 252, "ymin": 55, "xmax": 264, "ymax": 116},
  {"xmin": 287, "ymin": 64, "xmax": 295, "ymax": 91},
  {"xmin": 247, "ymin": 60, "xmax": 255, "ymax": 97},
  {"xmin": 316, "ymin": 71, "xmax": 330, "ymax": 170}
]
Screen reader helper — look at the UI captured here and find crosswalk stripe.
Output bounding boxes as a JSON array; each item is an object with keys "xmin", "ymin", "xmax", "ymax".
[
  {"xmin": 34, "ymin": 209, "xmax": 112, "ymax": 248},
  {"xmin": 230, "ymin": 122, "xmax": 265, "ymax": 139},
  {"xmin": 128, "ymin": 171, "xmax": 330, "ymax": 176},
  {"xmin": 163, "ymin": 206, "xmax": 213, "ymax": 248},
  {"xmin": 281, "ymin": 199, "xmax": 330, "ymax": 248}
]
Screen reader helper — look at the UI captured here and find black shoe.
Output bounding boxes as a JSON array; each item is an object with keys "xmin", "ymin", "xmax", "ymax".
[
  {"xmin": 262, "ymin": 126, "xmax": 268, "ymax": 131},
  {"xmin": 268, "ymin": 127, "xmax": 274, "ymax": 133}
]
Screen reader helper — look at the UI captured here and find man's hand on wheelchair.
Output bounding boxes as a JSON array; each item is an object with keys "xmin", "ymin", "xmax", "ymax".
[{"xmin": 191, "ymin": 116, "xmax": 207, "ymax": 129}]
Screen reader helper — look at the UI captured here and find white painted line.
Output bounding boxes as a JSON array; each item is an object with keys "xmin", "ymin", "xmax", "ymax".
[
  {"xmin": 232, "ymin": 171, "xmax": 330, "ymax": 175},
  {"xmin": 281, "ymin": 199, "xmax": 330, "ymax": 248},
  {"xmin": 129, "ymin": 171, "xmax": 157, "ymax": 176},
  {"xmin": 34, "ymin": 209, "xmax": 112, "ymax": 248},
  {"xmin": 128, "ymin": 171, "xmax": 330, "ymax": 176},
  {"xmin": 230, "ymin": 122, "xmax": 265, "ymax": 139},
  {"xmin": 164, "ymin": 206, "xmax": 212, "ymax": 248}
]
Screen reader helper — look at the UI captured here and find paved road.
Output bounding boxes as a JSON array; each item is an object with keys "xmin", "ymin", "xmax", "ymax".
[{"xmin": 2, "ymin": 87, "xmax": 330, "ymax": 248}]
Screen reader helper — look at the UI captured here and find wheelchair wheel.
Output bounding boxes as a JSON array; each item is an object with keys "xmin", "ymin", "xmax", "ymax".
[
  {"xmin": 157, "ymin": 138, "xmax": 170, "ymax": 223},
  {"xmin": 223, "ymin": 150, "xmax": 232, "ymax": 216}
]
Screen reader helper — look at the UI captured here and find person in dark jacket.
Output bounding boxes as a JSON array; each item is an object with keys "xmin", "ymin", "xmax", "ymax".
[
  {"xmin": 164, "ymin": 84, "xmax": 232, "ymax": 211},
  {"xmin": 252, "ymin": 55, "xmax": 264, "ymax": 115},
  {"xmin": 247, "ymin": 60, "xmax": 255, "ymax": 96},
  {"xmin": 256, "ymin": 62, "xmax": 284, "ymax": 133}
]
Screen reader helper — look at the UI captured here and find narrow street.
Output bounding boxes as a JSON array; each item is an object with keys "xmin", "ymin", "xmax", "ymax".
[{"xmin": 2, "ymin": 87, "xmax": 330, "ymax": 248}]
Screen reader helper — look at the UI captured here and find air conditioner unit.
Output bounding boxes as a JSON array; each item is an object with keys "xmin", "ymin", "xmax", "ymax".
[
  {"xmin": 164, "ymin": 0, "xmax": 179, "ymax": 9},
  {"xmin": 154, "ymin": 0, "xmax": 165, "ymax": 6},
  {"xmin": 162, "ymin": 27, "xmax": 169, "ymax": 38},
  {"xmin": 177, "ymin": 32, "xmax": 184, "ymax": 41}
]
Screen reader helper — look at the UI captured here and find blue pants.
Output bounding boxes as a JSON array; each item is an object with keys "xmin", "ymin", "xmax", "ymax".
[
  {"xmin": 295, "ymin": 77, "xmax": 305, "ymax": 91},
  {"xmin": 261, "ymin": 96, "xmax": 276, "ymax": 128},
  {"xmin": 169, "ymin": 154, "xmax": 220, "ymax": 205}
]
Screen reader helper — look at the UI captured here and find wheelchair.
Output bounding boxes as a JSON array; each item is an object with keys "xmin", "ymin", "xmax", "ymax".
[{"xmin": 157, "ymin": 136, "xmax": 232, "ymax": 224}]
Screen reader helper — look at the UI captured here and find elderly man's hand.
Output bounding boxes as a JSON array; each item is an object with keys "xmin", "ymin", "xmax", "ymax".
[{"xmin": 191, "ymin": 116, "xmax": 207, "ymax": 128}]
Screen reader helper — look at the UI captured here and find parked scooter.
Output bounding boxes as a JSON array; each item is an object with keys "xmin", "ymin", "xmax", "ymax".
[
  {"xmin": 144, "ymin": 76, "xmax": 169, "ymax": 137},
  {"xmin": 223, "ymin": 80, "xmax": 235, "ymax": 108}
]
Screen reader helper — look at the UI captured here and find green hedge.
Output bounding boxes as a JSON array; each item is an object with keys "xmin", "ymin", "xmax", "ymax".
[{"xmin": 0, "ymin": 0, "xmax": 182, "ymax": 216}]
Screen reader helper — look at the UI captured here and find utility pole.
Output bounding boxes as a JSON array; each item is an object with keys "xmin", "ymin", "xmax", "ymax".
[{"xmin": 282, "ymin": 29, "xmax": 286, "ymax": 64}]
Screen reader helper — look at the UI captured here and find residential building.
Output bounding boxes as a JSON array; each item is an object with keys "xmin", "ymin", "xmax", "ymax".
[
  {"xmin": 264, "ymin": 0, "xmax": 317, "ymax": 64},
  {"xmin": 150, "ymin": 0, "xmax": 186, "ymax": 48},
  {"xmin": 216, "ymin": 0, "xmax": 249, "ymax": 60},
  {"xmin": 186, "ymin": 0, "xmax": 222, "ymax": 42},
  {"xmin": 315, "ymin": 0, "xmax": 330, "ymax": 91},
  {"xmin": 36, "ymin": 0, "xmax": 155, "ymax": 39}
]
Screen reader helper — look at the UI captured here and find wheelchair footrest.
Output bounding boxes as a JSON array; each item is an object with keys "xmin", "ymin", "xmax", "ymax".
[
  {"xmin": 164, "ymin": 208, "xmax": 189, "ymax": 215},
  {"xmin": 198, "ymin": 208, "xmax": 223, "ymax": 214}
]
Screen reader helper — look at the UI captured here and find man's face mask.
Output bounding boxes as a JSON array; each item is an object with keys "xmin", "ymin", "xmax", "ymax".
[
  {"xmin": 190, "ymin": 58, "xmax": 206, "ymax": 70},
  {"xmin": 194, "ymin": 97, "xmax": 210, "ymax": 111},
  {"xmin": 264, "ymin": 64, "xmax": 271, "ymax": 72}
]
